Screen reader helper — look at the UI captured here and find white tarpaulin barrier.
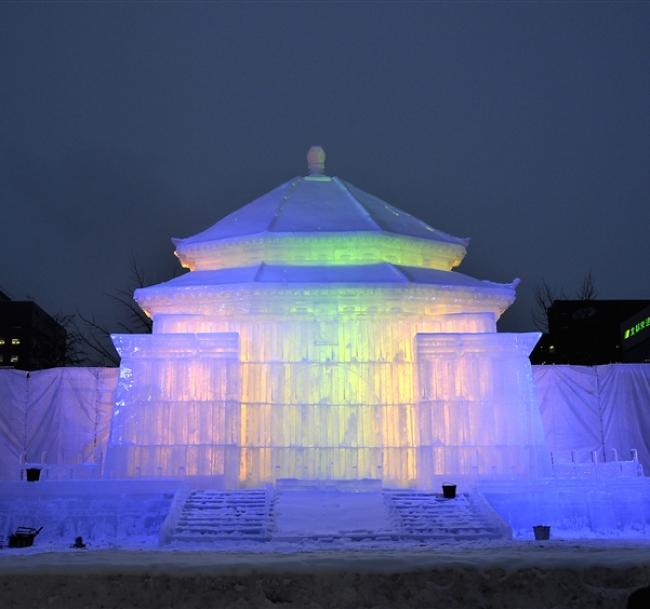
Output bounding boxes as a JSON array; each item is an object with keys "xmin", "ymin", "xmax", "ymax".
[
  {"xmin": 598, "ymin": 365, "xmax": 650, "ymax": 469},
  {"xmin": 0, "ymin": 364, "xmax": 648, "ymax": 480},
  {"xmin": 0, "ymin": 368, "xmax": 117, "ymax": 479},
  {"xmin": 533, "ymin": 364, "xmax": 650, "ymax": 473},
  {"xmin": 0, "ymin": 369, "xmax": 27, "ymax": 480},
  {"xmin": 533, "ymin": 365, "xmax": 602, "ymax": 464}
]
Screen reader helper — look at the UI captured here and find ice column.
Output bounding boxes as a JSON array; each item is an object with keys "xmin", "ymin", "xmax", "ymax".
[
  {"xmin": 104, "ymin": 333, "xmax": 240, "ymax": 482},
  {"xmin": 415, "ymin": 332, "xmax": 548, "ymax": 483}
]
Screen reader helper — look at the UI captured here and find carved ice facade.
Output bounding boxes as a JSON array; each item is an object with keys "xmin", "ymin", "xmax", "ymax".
[{"xmin": 105, "ymin": 147, "xmax": 547, "ymax": 487}]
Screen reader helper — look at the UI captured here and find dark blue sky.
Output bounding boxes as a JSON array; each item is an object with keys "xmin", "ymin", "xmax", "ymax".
[{"xmin": 1, "ymin": 1, "xmax": 649, "ymax": 332}]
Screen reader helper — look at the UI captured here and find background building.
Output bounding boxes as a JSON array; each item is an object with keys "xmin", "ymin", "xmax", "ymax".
[
  {"xmin": 0, "ymin": 299, "xmax": 67, "ymax": 370},
  {"xmin": 621, "ymin": 304, "xmax": 650, "ymax": 363},
  {"xmin": 531, "ymin": 300, "xmax": 650, "ymax": 365}
]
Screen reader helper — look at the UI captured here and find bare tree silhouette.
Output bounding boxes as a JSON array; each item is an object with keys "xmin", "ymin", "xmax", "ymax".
[
  {"xmin": 532, "ymin": 272, "xmax": 598, "ymax": 333},
  {"xmin": 64, "ymin": 256, "xmax": 178, "ymax": 366}
]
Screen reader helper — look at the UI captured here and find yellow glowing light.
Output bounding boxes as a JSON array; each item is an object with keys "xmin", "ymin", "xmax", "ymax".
[{"xmin": 175, "ymin": 233, "xmax": 466, "ymax": 272}]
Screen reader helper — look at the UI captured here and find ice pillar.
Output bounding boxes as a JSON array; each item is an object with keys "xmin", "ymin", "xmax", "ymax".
[
  {"xmin": 415, "ymin": 332, "xmax": 548, "ymax": 483},
  {"xmin": 104, "ymin": 333, "xmax": 240, "ymax": 483}
]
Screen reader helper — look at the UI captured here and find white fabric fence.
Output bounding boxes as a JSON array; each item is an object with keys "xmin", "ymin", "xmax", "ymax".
[
  {"xmin": 533, "ymin": 364, "xmax": 650, "ymax": 473},
  {"xmin": 0, "ymin": 364, "xmax": 648, "ymax": 479},
  {"xmin": 0, "ymin": 368, "xmax": 117, "ymax": 479}
]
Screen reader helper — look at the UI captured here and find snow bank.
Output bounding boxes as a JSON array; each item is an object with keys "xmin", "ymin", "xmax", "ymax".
[
  {"xmin": 1, "ymin": 542, "xmax": 649, "ymax": 609},
  {"xmin": 0, "ymin": 480, "xmax": 175, "ymax": 547}
]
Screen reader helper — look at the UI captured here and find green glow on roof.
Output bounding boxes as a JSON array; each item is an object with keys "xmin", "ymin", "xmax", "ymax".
[{"xmin": 177, "ymin": 232, "xmax": 466, "ymax": 272}]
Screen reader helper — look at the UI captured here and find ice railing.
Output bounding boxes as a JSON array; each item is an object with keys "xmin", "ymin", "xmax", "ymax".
[
  {"xmin": 19, "ymin": 450, "xmax": 104, "ymax": 481},
  {"xmin": 14, "ymin": 448, "xmax": 646, "ymax": 482},
  {"xmin": 549, "ymin": 449, "xmax": 644, "ymax": 478}
]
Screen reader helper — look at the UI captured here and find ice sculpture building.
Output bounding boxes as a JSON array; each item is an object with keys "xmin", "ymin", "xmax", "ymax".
[{"xmin": 106, "ymin": 147, "xmax": 547, "ymax": 487}]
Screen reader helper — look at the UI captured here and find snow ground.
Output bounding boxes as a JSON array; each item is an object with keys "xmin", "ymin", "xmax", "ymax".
[
  {"xmin": 1, "ymin": 540, "xmax": 649, "ymax": 608},
  {"xmin": 2, "ymin": 479, "xmax": 650, "ymax": 607}
]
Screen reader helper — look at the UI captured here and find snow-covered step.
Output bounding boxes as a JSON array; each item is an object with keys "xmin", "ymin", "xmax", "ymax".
[
  {"xmin": 161, "ymin": 485, "xmax": 510, "ymax": 546},
  {"xmin": 166, "ymin": 488, "xmax": 273, "ymax": 543},
  {"xmin": 272, "ymin": 487, "xmax": 394, "ymax": 542},
  {"xmin": 384, "ymin": 490, "xmax": 511, "ymax": 541}
]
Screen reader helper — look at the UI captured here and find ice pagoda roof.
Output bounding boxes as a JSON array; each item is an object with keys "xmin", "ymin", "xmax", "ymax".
[
  {"xmin": 173, "ymin": 176, "xmax": 468, "ymax": 249},
  {"xmin": 135, "ymin": 262, "xmax": 518, "ymax": 318},
  {"xmin": 173, "ymin": 147, "xmax": 469, "ymax": 273},
  {"xmin": 138, "ymin": 148, "xmax": 519, "ymax": 318}
]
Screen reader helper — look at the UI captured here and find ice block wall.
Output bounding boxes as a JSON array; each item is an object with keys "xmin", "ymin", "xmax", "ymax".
[
  {"xmin": 415, "ymin": 332, "xmax": 549, "ymax": 482},
  {"xmin": 239, "ymin": 314, "xmax": 498, "ymax": 486},
  {"xmin": 126, "ymin": 292, "xmax": 508, "ymax": 487},
  {"xmin": 104, "ymin": 279, "xmax": 546, "ymax": 488},
  {"xmin": 105, "ymin": 333, "xmax": 240, "ymax": 482}
]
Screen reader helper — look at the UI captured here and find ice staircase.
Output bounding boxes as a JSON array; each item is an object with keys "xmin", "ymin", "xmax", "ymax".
[
  {"xmin": 385, "ymin": 490, "xmax": 511, "ymax": 542},
  {"xmin": 163, "ymin": 488, "xmax": 273, "ymax": 544},
  {"xmin": 162, "ymin": 485, "xmax": 511, "ymax": 546}
]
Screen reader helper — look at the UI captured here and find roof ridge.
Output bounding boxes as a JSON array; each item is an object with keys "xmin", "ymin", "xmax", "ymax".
[
  {"xmin": 390, "ymin": 264, "xmax": 411, "ymax": 283},
  {"xmin": 253, "ymin": 262, "xmax": 265, "ymax": 282},
  {"xmin": 339, "ymin": 178, "xmax": 414, "ymax": 234},
  {"xmin": 333, "ymin": 177, "xmax": 383, "ymax": 231},
  {"xmin": 267, "ymin": 178, "xmax": 301, "ymax": 232},
  {"xmin": 341, "ymin": 179, "xmax": 470, "ymax": 247}
]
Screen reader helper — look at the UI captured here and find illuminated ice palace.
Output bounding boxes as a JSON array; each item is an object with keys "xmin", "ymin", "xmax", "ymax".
[
  {"xmin": 3, "ymin": 147, "xmax": 649, "ymax": 548},
  {"xmin": 105, "ymin": 146, "xmax": 548, "ymax": 488}
]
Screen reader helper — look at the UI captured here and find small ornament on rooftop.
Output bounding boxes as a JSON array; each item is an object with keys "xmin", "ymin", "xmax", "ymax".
[{"xmin": 307, "ymin": 145, "xmax": 326, "ymax": 176}]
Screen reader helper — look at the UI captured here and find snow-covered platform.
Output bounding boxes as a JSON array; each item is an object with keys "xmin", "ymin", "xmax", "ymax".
[
  {"xmin": 480, "ymin": 475, "xmax": 650, "ymax": 539},
  {"xmin": 0, "ymin": 479, "xmax": 177, "ymax": 547},
  {"xmin": 2, "ymin": 476, "xmax": 650, "ymax": 552},
  {"xmin": 161, "ymin": 480, "xmax": 510, "ymax": 546}
]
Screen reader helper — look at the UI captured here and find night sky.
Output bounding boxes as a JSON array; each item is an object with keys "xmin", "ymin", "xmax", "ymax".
[{"xmin": 1, "ymin": 1, "xmax": 649, "ymax": 334}]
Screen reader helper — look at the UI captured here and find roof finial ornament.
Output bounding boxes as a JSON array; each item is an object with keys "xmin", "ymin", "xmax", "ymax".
[{"xmin": 307, "ymin": 145, "xmax": 326, "ymax": 176}]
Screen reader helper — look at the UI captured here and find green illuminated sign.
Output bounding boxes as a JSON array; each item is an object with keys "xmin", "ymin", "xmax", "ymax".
[
  {"xmin": 623, "ymin": 316, "xmax": 650, "ymax": 341},
  {"xmin": 621, "ymin": 305, "xmax": 650, "ymax": 352}
]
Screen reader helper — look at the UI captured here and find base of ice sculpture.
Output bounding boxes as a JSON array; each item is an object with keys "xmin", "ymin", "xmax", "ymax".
[{"xmin": 3, "ymin": 474, "xmax": 649, "ymax": 550}]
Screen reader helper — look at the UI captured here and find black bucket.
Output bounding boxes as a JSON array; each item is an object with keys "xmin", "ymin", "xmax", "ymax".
[
  {"xmin": 25, "ymin": 468, "xmax": 41, "ymax": 482},
  {"xmin": 533, "ymin": 525, "xmax": 551, "ymax": 541},
  {"xmin": 8, "ymin": 526, "xmax": 43, "ymax": 548},
  {"xmin": 442, "ymin": 483, "xmax": 457, "ymax": 499}
]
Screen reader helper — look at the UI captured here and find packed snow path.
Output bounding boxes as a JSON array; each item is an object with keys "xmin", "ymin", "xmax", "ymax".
[{"xmin": 166, "ymin": 487, "xmax": 511, "ymax": 546}]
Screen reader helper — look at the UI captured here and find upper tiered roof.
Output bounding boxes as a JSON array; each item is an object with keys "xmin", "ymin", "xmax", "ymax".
[
  {"xmin": 173, "ymin": 147, "xmax": 469, "ymax": 272},
  {"xmin": 135, "ymin": 147, "xmax": 519, "ymax": 320},
  {"xmin": 174, "ymin": 175, "xmax": 468, "ymax": 246}
]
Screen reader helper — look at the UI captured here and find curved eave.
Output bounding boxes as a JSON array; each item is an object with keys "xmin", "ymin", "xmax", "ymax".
[
  {"xmin": 172, "ymin": 231, "xmax": 468, "ymax": 272},
  {"xmin": 173, "ymin": 228, "xmax": 470, "ymax": 251},
  {"xmin": 134, "ymin": 264, "xmax": 518, "ymax": 318}
]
